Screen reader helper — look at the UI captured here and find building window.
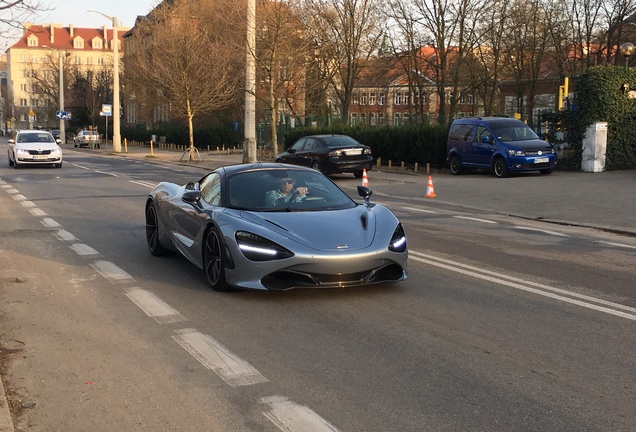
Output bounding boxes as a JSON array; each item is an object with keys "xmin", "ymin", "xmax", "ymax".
[
  {"xmin": 351, "ymin": 113, "xmax": 357, "ymax": 125},
  {"xmin": 404, "ymin": 92, "xmax": 409, "ymax": 105},
  {"xmin": 20, "ymin": 54, "xmax": 26, "ymax": 62},
  {"xmin": 378, "ymin": 113, "xmax": 384, "ymax": 125},
  {"xmin": 378, "ymin": 92, "xmax": 385, "ymax": 105},
  {"xmin": 31, "ymin": 98, "xmax": 39, "ymax": 107},
  {"xmin": 20, "ymin": 84, "xmax": 27, "ymax": 92},
  {"xmin": 20, "ymin": 98, "xmax": 28, "ymax": 106},
  {"xmin": 403, "ymin": 113, "xmax": 410, "ymax": 124},
  {"xmin": 369, "ymin": 92, "xmax": 376, "ymax": 105},
  {"xmin": 75, "ymin": 56, "xmax": 82, "ymax": 65},
  {"xmin": 86, "ymin": 57, "xmax": 93, "ymax": 65},
  {"xmin": 74, "ymin": 39, "xmax": 84, "ymax": 49},
  {"xmin": 27, "ymin": 38, "xmax": 38, "ymax": 47},
  {"xmin": 395, "ymin": 92, "xmax": 403, "ymax": 105},
  {"xmin": 98, "ymin": 57, "xmax": 104, "ymax": 65},
  {"xmin": 93, "ymin": 39, "xmax": 103, "ymax": 49},
  {"xmin": 361, "ymin": 113, "xmax": 366, "ymax": 125},
  {"xmin": 360, "ymin": 92, "xmax": 367, "ymax": 105},
  {"xmin": 370, "ymin": 112, "xmax": 376, "ymax": 125},
  {"xmin": 31, "ymin": 56, "xmax": 38, "ymax": 63},
  {"xmin": 352, "ymin": 92, "xmax": 359, "ymax": 105},
  {"xmin": 394, "ymin": 113, "xmax": 401, "ymax": 126}
]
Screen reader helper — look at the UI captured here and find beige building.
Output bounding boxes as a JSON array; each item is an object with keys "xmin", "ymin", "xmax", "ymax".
[{"xmin": 5, "ymin": 22, "xmax": 129, "ymax": 131}]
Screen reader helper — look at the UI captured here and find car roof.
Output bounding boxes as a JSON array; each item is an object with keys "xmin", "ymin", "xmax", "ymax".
[
  {"xmin": 451, "ymin": 116, "xmax": 525, "ymax": 125},
  {"xmin": 17, "ymin": 129, "xmax": 52, "ymax": 134},
  {"xmin": 219, "ymin": 162, "xmax": 319, "ymax": 177}
]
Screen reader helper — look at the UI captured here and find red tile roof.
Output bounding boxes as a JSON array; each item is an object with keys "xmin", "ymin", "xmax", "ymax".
[{"xmin": 9, "ymin": 24, "xmax": 123, "ymax": 51}]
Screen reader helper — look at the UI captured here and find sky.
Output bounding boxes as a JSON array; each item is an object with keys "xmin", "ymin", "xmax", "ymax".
[{"xmin": 2, "ymin": 0, "xmax": 157, "ymax": 51}]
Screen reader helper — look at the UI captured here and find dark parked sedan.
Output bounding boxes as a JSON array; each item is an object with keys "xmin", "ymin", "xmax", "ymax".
[{"xmin": 276, "ymin": 134, "xmax": 373, "ymax": 178}]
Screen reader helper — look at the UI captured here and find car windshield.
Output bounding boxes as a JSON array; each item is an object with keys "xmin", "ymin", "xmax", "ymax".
[
  {"xmin": 489, "ymin": 121, "xmax": 539, "ymax": 141},
  {"xmin": 227, "ymin": 169, "xmax": 356, "ymax": 212},
  {"xmin": 321, "ymin": 135, "xmax": 361, "ymax": 148},
  {"xmin": 17, "ymin": 133, "xmax": 55, "ymax": 143}
]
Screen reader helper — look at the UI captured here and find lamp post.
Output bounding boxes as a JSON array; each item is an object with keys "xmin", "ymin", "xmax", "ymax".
[
  {"xmin": 620, "ymin": 42, "xmax": 634, "ymax": 71},
  {"xmin": 88, "ymin": 9, "xmax": 121, "ymax": 152}
]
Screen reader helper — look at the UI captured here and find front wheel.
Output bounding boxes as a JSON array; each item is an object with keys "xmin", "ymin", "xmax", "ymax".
[
  {"xmin": 353, "ymin": 171, "xmax": 363, "ymax": 179},
  {"xmin": 145, "ymin": 203, "xmax": 169, "ymax": 256},
  {"xmin": 8, "ymin": 153, "xmax": 13, "ymax": 167},
  {"xmin": 204, "ymin": 227, "xmax": 230, "ymax": 291},
  {"xmin": 449, "ymin": 155, "xmax": 463, "ymax": 175},
  {"xmin": 492, "ymin": 158, "xmax": 509, "ymax": 178},
  {"xmin": 540, "ymin": 168, "xmax": 553, "ymax": 175},
  {"xmin": 311, "ymin": 161, "xmax": 321, "ymax": 172}
]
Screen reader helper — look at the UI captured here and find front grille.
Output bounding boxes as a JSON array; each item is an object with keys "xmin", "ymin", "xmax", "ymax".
[
  {"xmin": 27, "ymin": 150, "xmax": 52, "ymax": 155},
  {"xmin": 525, "ymin": 150, "xmax": 552, "ymax": 156}
]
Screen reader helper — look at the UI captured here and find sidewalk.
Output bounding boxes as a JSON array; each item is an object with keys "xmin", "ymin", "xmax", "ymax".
[{"xmin": 92, "ymin": 143, "xmax": 636, "ymax": 237}]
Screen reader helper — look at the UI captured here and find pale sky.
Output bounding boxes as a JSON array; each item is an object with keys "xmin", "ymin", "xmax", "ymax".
[{"xmin": 3, "ymin": 0, "xmax": 157, "ymax": 51}]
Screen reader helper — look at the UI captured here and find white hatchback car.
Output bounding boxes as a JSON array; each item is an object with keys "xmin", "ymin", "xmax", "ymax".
[{"xmin": 8, "ymin": 130, "xmax": 63, "ymax": 168}]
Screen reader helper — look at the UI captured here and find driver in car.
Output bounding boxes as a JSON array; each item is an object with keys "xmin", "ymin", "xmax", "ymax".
[{"xmin": 265, "ymin": 177, "xmax": 308, "ymax": 206}]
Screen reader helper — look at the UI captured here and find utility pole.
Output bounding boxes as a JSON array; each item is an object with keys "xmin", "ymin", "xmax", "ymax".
[{"xmin": 243, "ymin": 0, "xmax": 257, "ymax": 163}]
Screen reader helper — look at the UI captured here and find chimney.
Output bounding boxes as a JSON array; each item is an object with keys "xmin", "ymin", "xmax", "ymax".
[
  {"xmin": 50, "ymin": 25, "xmax": 54, "ymax": 43},
  {"xmin": 104, "ymin": 25, "xmax": 109, "ymax": 49},
  {"xmin": 69, "ymin": 24, "xmax": 74, "ymax": 37}
]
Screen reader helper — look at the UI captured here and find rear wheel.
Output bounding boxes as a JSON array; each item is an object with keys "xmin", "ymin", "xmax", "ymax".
[
  {"xmin": 353, "ymin": 171, "xmax": 363, "ymax": 179},
  {"xmin": 145, "ymin": 202, "xmax": 169, "ymax": 256},
  {"xmin": 492, "ymin": 157, "xmax": 509, "ymax": 178},
  {"xmin": 204, "ymin": 227, "xmax": 230, "ymax": 291},
  {"xmin": 311, "ymin": 161, "xmax": 321, "ymax": 172},
  {"xmin": 449, "ymin": 155, "xmax": 463, "ymax": 175}
]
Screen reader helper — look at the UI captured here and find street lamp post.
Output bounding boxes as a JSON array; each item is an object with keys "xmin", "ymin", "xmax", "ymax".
[
  {"xmin": 620, "ymin": 42, "xmax": 634, "ymax": 71},
  {"xmin": 88, "ymin": 9, "xmax": 121, "ymax": 152}
]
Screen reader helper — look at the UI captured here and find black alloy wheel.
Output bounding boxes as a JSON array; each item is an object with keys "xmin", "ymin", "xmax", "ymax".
[
  {"xmin": 492, "ymin": 157, "xmax": 509, "ymax": 178},
  {"xmin": 204, "ymin": 227, "xmax": 230, "ymax": 291},
  {"xmin": 145, "ymin": 203, "xmax": 169, "ymax": 256},
  {"xmin": 449, "ymin": 156, "xmax": 463, "ymax": 175},
  {"xmin": 311, "ymin": 161, "xmax": 321, "ymax": 172}
]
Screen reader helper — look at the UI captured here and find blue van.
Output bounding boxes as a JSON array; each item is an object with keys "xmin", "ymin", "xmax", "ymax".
[{"xmin": 446, "ymin": 117, "xmax": 557, "ymax": 178}]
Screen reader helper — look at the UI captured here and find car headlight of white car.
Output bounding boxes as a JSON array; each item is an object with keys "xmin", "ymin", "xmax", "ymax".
[{"xmin": 51, "ymin": 147, "xmax": 62, "ymax": 155}]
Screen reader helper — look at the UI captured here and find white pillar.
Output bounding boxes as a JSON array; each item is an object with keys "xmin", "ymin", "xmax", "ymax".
[
  {"xmin": 581, "ymin": 122, "xmax": 607, "ymax": 173},
  {"xmin": 243, "ymin": 0, "xmax": 257, "ymax": 163}
]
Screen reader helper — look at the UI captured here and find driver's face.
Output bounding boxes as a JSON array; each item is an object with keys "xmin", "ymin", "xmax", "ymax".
[{"xmin": 281, "ymin": 178, "xmax": 295, "ymax": 192}]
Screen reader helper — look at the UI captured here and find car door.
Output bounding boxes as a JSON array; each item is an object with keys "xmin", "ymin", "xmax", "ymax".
[
  {"xmin": 282, "ymin": 138, "xmax": 306, "ymax": 165},
  {"xmin": 472, "ymin": 125, "xmax": 496, "ymax": 167}
]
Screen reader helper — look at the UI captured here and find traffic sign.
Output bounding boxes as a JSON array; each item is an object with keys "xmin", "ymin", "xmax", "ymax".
[
  {"xmin": 56, "ymin": 111, "xmax": 71, "ymax": 120},
  {"xmin": 101, "ymin": 104, "xmax": 112, "ymax": 116}
]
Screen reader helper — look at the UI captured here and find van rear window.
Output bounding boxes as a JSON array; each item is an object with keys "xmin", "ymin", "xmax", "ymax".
[{"xmin": 449, "ymin": 124, "xmax": 473, "ymax": 142}]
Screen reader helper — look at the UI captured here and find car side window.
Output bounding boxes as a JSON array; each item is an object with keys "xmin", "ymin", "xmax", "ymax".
[
  {"xmin": 303, "ymin": 138, "xmax": 316, "ymax": 151},
  {"xmin": 475, "ymin": 126, "xmax": 491, "ymax": 143},
  {"xmin": 290, "ymin": 139, "xmax": 306, "ymax": 152},
  {"xmin": 200, "ymin": 173, "xmax": 221, "ymax": 206},
  {"xmin": 449, "ymin": 124, "xmax": 473, "ymax": 142}
]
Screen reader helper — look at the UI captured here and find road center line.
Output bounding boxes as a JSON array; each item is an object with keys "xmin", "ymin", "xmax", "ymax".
[{"xmin": 453, "ymin": 215, "xmax": 498, "ymax": 224}]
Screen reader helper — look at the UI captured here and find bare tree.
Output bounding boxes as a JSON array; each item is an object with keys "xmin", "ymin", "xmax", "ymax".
[
  {"xmin": 126, "ymin": 0, "xmax": 242, "ymax": 161},
  {"xmin": 0, "ymin": 0, "xmax": 48, "ymax": 47},
  {"xmin": 301, "ymin": 0, "xmax": 384, "ymax": 124},
  {"xmin": 256, "ymin": 0, "xmax": 310, "ymax": 155},
  {"xmin": 70, "ymin": 68, "xmax": 113, "ymax": 127},
  {"xmin": 27, "ymin": 52, "xmax": 74, "ymax": 126}
]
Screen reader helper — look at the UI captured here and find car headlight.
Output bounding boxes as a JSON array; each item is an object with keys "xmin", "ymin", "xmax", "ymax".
[
  {"xmin": 51, "ymin": 148, "xmax": 62, "ymax": 154},
  {"xmin": 363, "ymin": 148, "xmax": 372, "ymax": 155},
  {"xmin": 235, "ymin": 231, "xmax": 294, "ymax": 261},
  {"xmin": 16, "ymin": 148, "xmax": 28, "ymax": 154},
  {"xmin": 507, "ymin": 149, "xmax": 526, "ymax": 156},
  {"xmin": 388, "ymin": 224, "xmax": 407, "ymax": 253}
]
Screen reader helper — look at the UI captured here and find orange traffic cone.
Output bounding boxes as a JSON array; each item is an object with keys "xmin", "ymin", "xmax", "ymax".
[
  {"xmin": 424, "ymin": 175, "xmax": 437, "ymax": 198},
  {"xmin": 361, "ymin": 169, "xmax": 369, "ymax": 187}
]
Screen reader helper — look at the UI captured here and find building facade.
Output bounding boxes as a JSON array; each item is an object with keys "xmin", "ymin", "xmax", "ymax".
[{"xmin": 5, "ymin": 22, "xmax": 129, "ymax": 131}]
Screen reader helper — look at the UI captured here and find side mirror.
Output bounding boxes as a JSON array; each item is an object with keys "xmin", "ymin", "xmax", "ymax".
[
  {"xmin": 288, "ymin": 148, "xmax": 296, "ymax": 154},
  {"xmin": 8, "ymin": 139, "xmax": 14, "ymax": 144},
  {"xmin": 56, "ymin": 139, "xmax": 62, "ymax": 144},
  {"xmin": 182, "ymin": 190, "xmax": 201, "ymax": 203},
  {"xmin": 481, "ymin": 135, "xmax": 491, "ymax": 144},
  {"xmin": 357, "ymin": 185, "xmax": 373, "ymax": 205}
]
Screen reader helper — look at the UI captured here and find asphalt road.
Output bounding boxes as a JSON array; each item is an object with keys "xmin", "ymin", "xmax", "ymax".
[{"xmin": 0, "ymin": 143, "xmax": 635, "ymax": 431}]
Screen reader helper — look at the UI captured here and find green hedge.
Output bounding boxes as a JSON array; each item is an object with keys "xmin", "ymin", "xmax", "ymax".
[
  {"xmin": 282, "ymin": 124, "xmax": 450, "ymax": 167},
  {"xmin": 120, "ymin": 122, "xmax": 242, "ymax": 149},
  {"xmin": 565, "ymin": 66, "xmax": 636, "ymax": 170}
]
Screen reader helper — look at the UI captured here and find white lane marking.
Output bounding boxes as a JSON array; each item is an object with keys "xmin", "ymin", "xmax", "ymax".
[
  {"xmin": 29, "ymin": 208, "xmax": 48, "ymax": 217},
  {"xmin": 410, "ymin": 251, "xmax": 636, "ymax": 321},
  {"xmin": 454, "ymin": 215, "xmax": 498, "ymax": 224},
  {"xmin": 72, "ymin": 164, "xmax": 91, "ymax": 170},
  {"xmin": 95, "ymin": 170, "xmax": 119, "ymax": 177},
  {"xmin": 20, "ymin": 201, "xmax": 37, "ymax": 208},
  {"xmin": 261, "ymin": 396, "xmax": 341, "ymax": 432},
  {"xmin": 5, "ymin": 188, "xmax": 18, "ymax": 193},
  {"xmin": 172, "ymin": 328, "xmax": 269, "ymax": 388},
  {"xmin": 403, "ymin": 206, "xmax": 437, "ymax": 214},
  {"xmin": 124, "ymin": 287, "xmax": 187, "ymax": 324},
  {"xmin": 1, "ymin": 185, "xmax": 13, "ymax": 189},
  {"xmin": 12, "ymin": 194, "xmax": 26, "ymax": 201},
  {"xmin": 41, "ymin": 218, "xmax": 61, "ymax": 228},
  {"xmin": 54, "ymin": 229, "xmax": 77, "ymax": 242},
  {"xmin": 599, "ymin": 241, "xmax": 636, "ymax": 250},
  {"xmin": 90, "ymin": 260, "xmax": 133, "ymax": 283},
  {"xmin": 513, "ymin": 225, "xmax": 568, "ymax": 237},
  {"xmin": 69, "ymin": 243, "xmax": 100, "ymax": 257},
  {"xmin": 130, "ymin": 180, "xmax": 157, "ymax": 189}
]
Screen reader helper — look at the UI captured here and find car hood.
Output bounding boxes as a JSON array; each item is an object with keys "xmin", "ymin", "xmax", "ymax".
[
  {"xmin": 500, "ymin": 139, "xmax": 553, "ymax": 151},
  {"xmin": 16, "ymin": 142, "xmax": 60, "ymax": 151},
  {"xmin": 238, "ymin": 205, "xmax": 378, "ymax": 251}
]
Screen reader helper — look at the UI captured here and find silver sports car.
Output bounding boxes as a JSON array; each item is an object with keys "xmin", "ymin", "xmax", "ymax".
[{"xmin": 145, "ymin": 163, "xmax": 408, "ymax": 291}]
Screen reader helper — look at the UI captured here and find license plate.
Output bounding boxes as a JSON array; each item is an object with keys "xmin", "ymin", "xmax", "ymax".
[
  {"xmin": 33, "ymin": 155, "xmax": 49, "ymax": 160},
  {"xmin": 534, "ymin": 157, "xmax": 549, "ymax": 163}
]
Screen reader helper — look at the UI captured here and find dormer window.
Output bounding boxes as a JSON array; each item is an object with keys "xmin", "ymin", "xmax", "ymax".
[
  {"xmin": 73, "ymin": 37, "xmax": 85, "ymax": 49},
  {"xmin": 27, "ymin": 35, "xmax": 38, "ymax": 47},
  {"xmin": 92, "ymin": 38, "xmax": 103, "ymax": 49}
]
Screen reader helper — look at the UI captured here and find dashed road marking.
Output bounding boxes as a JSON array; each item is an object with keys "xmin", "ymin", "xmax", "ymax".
[
  {"xmin": 261, "ymin": 396, "xmax": 341, "ymax": 432},
  {"xmin": 69, "ymin": 243, "xmax": 100, "ymax": 257},
  {"xmin": 90, "ymin": 260, "xmax": 133, "ymax": 283},
  {"xmin": 454, "ymin": 215, "xmax": 498, "ymax": 224},
  {"xmin": 124, "ymin": 287, "xmax": 187, "ymax": 324}
]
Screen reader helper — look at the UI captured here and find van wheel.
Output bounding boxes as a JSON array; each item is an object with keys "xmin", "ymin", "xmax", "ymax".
[
  {"xmin": 493, "ymin": 158, "xmax": 509, "ymax": 178},
  {"xmin": 449, "ymin": 156, "xmax": 463, "ymax": 175}
]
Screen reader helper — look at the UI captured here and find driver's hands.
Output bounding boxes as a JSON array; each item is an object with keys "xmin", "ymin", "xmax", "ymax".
[{"xmin": 294, "ymin": 186, "xmax": 308, "ymax": 196}]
